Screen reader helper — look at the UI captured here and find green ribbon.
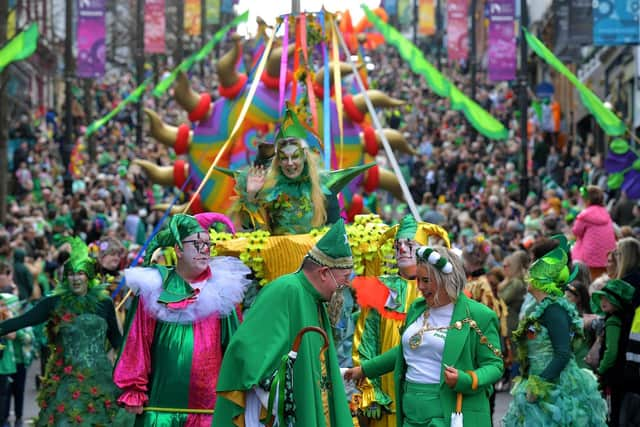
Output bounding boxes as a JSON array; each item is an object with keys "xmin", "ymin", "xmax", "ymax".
[
  {"xmin": 85, "ymin": 77, "xmax": 153, "ymax": 137},
  {"xmin": 361, "ymin": 5, "xmax": 508, "ymax": 140},
  {"xmin": 152, "ymin": 10, "xmax": 249, "ymax": 97},
  {"xmin": 264, "ymin": 354, "xmax": 292, "ymax": 427},
  {"xmin": 522, "ymin": 27, "xmax": 625, "ymax": 137},
  {"xmin": 0, "ymin": 22, "xmax": 39, "ymax": 72}
]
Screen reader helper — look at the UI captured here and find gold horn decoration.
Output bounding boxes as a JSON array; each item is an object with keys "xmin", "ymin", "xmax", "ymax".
[
  {"xmin": 379, "ymin": 167, "xmax": 404, "ymax": 201},
  {"xmin": 152, "ymin": 202, "xmax": 191, "ymax": 215},
  {"xmin": 314, "ymin": 62, "xmax": 356, "ymax": 86},
  {"xmin": 175, "ymin": 71, "xmax": 201, "ymax": 112},
  {"xmin": 266, "ymin": 44, "xmax": 295, "ymax": 77},
  {"xmin": 217, "ymin": 34, "xmax": 243, "ymax": 89},
  {"xmin": 133, "ymin": 159, "xmax": 175, "ymax": 187},
  {"xmin": 377, "ymin": 129, "xmax": 417, "ymax": 156},
  {"xmin": 145, "ymin": 109, "xmax": 192, "ymax": 149},
  {"xmin": 352, "ymin": 90, "xmax": 405, "ymax": 113}
]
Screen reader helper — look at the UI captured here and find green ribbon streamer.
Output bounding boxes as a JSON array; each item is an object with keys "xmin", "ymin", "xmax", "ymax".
[
  {"xmin": 522, "ymin": 27, "xmax": 625, "ymax": 137},
  {"xmin": 265, "ymin": 354, "xmax": 291, "ymax": 427},
  {"xmin": 362, "ymin": 5, "xmax": 508, "ymax": 140},
  {"xmin": 85, "ymin": 77, "xmax": 153, "ymax": 137},
  {"xmin": 152, "ymin": 10, "xmax": 249, "ymax": 98},
  {"xmin": 0, "ymin": 22, "xmax": 39, "ymax": 72}
]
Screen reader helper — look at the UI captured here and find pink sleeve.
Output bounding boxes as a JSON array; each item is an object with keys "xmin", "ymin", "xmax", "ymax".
[
  {"xmin": 236, "ymin": 304, "xmax": 243, "ymax": 323},
  {"xmin": 113, "ymin": 297, "xmax": 156, "ymax": 407},
  {"xmin": 572, "ymin": 217, "xmax": 585, "ymax": 238}
]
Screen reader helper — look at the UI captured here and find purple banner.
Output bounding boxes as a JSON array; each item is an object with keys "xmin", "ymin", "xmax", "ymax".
[
  {"xmin": 77, "ymin": 0, "xmax": 106, "ymax": 78},
  {"xmin": 488, "ymin": 0, "xmax": 515, "ymax": 81}
]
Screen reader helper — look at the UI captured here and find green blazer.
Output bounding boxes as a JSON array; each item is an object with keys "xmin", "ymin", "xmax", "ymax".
[{"xmin": 361, "ymin": 294, "xmax": 504, "ymax": 427}]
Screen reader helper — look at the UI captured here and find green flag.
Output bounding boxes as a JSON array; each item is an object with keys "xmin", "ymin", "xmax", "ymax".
[
  {"xmin": 361, "ymin": 5, "xmax": 508, "ymax": 140},
  {"xmin": 522, "ymin": 27, "xmax": 625, "ymax": 137},
  {"xmin": 152, "ymin": 10, "xmax": 249, "ymax": 97},
  {"xmin": 0, "ymin": 23, "xmax": 39, "ymax": 72}
]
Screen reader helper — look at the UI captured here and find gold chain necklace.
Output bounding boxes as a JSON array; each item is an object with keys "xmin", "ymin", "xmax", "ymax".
[{"xmin": 407, "ymin": 311, "xmax": 503, "ymax": 358}]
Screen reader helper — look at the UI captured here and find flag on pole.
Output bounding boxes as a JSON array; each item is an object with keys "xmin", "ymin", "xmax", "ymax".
[{"xmin": 0, "ymin": 22, "xmax": 38, "ymax": 72}]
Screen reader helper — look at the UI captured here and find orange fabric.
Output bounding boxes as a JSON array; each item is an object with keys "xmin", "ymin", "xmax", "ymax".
[
  {"xmin": 352, "ymin": 277, "xmax": 406, "ymax": 321},
  {"xmin": 466, "ymin": 370, "xmax": 478, "ymax": 391},
  {"xmin": 551, "ymin": 101, "xmax": 561, "ymax": 132}
]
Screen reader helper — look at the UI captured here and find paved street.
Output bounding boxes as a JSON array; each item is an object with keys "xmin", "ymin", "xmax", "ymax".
[{"xmin": 12, "ymin": 360, "xmax": 512, "ymax": 426}]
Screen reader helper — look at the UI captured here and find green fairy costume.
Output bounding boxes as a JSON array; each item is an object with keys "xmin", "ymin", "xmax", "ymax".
[
  {"xmin": 0, "ymin": 237, "xmax": 124, "ymax": 426},
  {"xmin": 503, "ymin": 244, "xmax": 607, "ymax": 427},
  {"xmin": 220, "ymin": 107, "xmax": 374, "ymax": 235}
]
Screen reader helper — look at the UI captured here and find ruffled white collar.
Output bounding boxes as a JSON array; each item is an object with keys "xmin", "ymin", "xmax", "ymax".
[{"xmin": 124, "ymin": 257, "xmax": 251, "ymax": 324}]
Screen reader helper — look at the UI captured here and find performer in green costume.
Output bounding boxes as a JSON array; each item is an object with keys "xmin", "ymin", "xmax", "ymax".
[
  {"xmin": 213, "ymin": 219, "xmax": 355, "ymax": 426},
  {"xmin": 0, "ymin": 237, "xmax": 123, "ymax": 426},
  {"xmin": 113, "ymin": 213, "xmax": 251, "ymax": 427},
  {"xmin": 351, "ymin": 215, "xmax": 450, "ymax": 426},
  {"xmin": 222, "ymin": 107, "xmax": 374, "ymax": 235}
]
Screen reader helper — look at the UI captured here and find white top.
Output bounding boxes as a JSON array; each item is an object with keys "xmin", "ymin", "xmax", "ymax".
[{"xmin": 403, "ymin": 303, "xmax": 454, "ymax": 384}]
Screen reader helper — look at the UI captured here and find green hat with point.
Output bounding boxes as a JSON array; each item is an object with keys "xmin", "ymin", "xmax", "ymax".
[
  {"xmin": 307, "ymin": 219, "xmax": 353, "ymax": 269},
  {"xmin": 591, "ymin": 279, "xmax": 635, "ymax": 314}
]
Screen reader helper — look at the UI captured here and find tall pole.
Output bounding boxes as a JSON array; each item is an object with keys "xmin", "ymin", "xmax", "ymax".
[
  {"xmin": 436, "ymin": 0, "xmax": 442, "ymax": 71},
  {"xmin": 0, "ymin": 0, "xmax": 8, "ymax": 222},
  {"xmin": 413, "ymin": 0, "xmax": 418, "ymax": 45},
  {"xmin": 200, "ymin": 0, "xmax": 206, "ymax": 78},
  {"xmin": 176, "ymin": 0, "xmax": 184, "ymax": 64},
  {"xmin": 469, "ymin": 0, "xmax": 477, "ymax": 101},
  {"xmin": 63, "ymin": 0, "xmax": 74, "ymax": 195},
  {"xmin": 136, "ymin": 0, "xmax": 145, "ymax": 147},
  {"xmin": 518, "ymin": 0, "xmax": 529, "ymax": 201},
  {"xmin": 291, "ymin": 0, "xmax": 300, "ymax": 14},
  {"xmin": 84, "ymin": 79, "xmax": 95, "ymax": 162}
]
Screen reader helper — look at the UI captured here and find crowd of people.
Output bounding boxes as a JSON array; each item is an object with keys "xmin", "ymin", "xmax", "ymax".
[{"xmin": 0, "ymin": 26, "xmax": 638, "ymax": 427}]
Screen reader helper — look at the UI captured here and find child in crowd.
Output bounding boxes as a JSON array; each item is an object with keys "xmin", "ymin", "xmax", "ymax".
[{"xmin": 591, "ymin": 279, "xmax": 635, "ymax": 426}]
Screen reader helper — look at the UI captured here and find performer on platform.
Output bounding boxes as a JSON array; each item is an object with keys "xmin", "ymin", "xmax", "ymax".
[{"xmin": 113, "ymin": 213, "xmax": 251, "ymax": 426}]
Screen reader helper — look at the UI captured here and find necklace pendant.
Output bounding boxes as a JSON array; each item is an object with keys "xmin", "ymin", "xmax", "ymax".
[{"xmin": 408, "ymin": 332, "xmax": 422, "ymax": 350}]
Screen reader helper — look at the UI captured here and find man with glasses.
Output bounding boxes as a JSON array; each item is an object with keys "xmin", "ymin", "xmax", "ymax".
[
  {"xmin": 114, "ymin": 214, "xmax": 251, "ymax": 426},
  {"xmin": 214, "ymin": 219, "xmax": 355, "ymax": 426},
  {"xmin": 350, "ymin": 215, "xmax": 450, "ymax": 427}
]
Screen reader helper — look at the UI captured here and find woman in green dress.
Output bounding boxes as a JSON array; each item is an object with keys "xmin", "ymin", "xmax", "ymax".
[
  {"xmin": 503, "ymin": 244, "xmax": 607, "ymax": 426},
  {"xmin": 0, "ymin": 237, "xmax": 123, "ymax": 426}
]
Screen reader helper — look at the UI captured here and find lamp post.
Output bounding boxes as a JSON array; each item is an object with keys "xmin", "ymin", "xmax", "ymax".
[
  {"xmin": 63, "ymin": 0, "xmax": 73, "ymax": 195},
  {"xmin": 518, "ymin": 0, "xmax": 529, "ymax": 201},
  {"xmin": 436, "ymin": 0, "xmax": 442, "ymax": 71},
  {"xmin": 135, "ymin": 0, "xmax": 144, "ymax": 146},
  {"xmin": 469, "ymin": 0, "xmax": 477, "ymax": 101}
]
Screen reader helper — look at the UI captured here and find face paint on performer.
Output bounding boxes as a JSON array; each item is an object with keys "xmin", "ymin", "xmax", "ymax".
[
  {"xmin": 180, "ymin": 231, "xmax": 211, "ymax": 273},
  {"xmin": 277, "ymin": 139, "xmax": 306, "ymax": 179},
  {"xmin": 69, "ymin": 272, "xmax": 89, "ymax": 296}
]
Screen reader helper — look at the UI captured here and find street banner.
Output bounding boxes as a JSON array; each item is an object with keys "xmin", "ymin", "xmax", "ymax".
[
  {"xmin": 447, "ymin": 0, "xmax": 468, "ymax": 61},
  {"xmin": 76, "ymin": 0, "xmax": 106, "ymax": 78},
  {"xmin": 383, "ymin": 0, "xmax": 398, "ymax": 16},
  {"xmin": 206, "ymin": 0, "xmax": 221, "ymax": 24},
  {"xmin": 185, "ymin": 0, "xmax": 202, "ymax": 36},
  {"xmin": 593, "ymin": 0, "xmax": 639, "ymax": 45},
  {"xmin": 488, "ymin": 0, "xmax": 515, "ymax": 81},
  {"xmin": 221, "ymin": 0, "xmax": 233, "ymax": 14},
  {"xmin": 569, "ymin": 0, "xmax": 592, "ymax": 45},
  {"xmin": 418, "ymin": 0, "xmax": 435, "ymax": 36},
  {"xmin": 144, "ymin": 0, "xmax": 165, "ymax": 53},
  {"xmin": 398, "ymin": 0, "xmax": 412, "ymax": 28}
]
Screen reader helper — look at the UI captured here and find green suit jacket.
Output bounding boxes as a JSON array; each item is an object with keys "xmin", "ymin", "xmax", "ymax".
[{"xmin": 361, "ymin": 294, "xmax": 504, "ymax": 427}]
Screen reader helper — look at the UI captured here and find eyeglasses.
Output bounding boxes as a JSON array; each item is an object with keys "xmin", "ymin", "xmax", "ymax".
[{"xmin": 182, "ymin": 240, "xmax": 212, "ymax": 254}]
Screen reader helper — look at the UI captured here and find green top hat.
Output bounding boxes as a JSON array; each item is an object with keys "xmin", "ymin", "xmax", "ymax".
[
  {"xmin": 307, "ymin": 219, "xmax": 353, "ymax": 269},
  {"xmin": 591, "ymin": 279, "xmax": 635, "ymax": 315}
]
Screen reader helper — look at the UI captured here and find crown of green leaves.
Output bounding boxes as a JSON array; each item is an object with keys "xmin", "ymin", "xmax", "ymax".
[{"xmin": 416, "ymin": 246, "xmax": 453, "ymax": 274}]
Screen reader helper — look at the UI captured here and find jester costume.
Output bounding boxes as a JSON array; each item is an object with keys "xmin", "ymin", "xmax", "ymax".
[
  {"xmin": 351, "ymin": 216, "xmax": 450, "ymax": 427},
  {"xmin": 213, "ymin": 219, "xmax": 354, "ymax": 426},
  {"xmin": 503, "ymin": 244, "xmax": 607, "ymax": 426},
  {"xmin": 113, "ymin": 214, "xmax": 251, "ymax": 427},
  {"xmin": 0, "ymin": 237, "xmax": 124, "ymax": 426}
]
